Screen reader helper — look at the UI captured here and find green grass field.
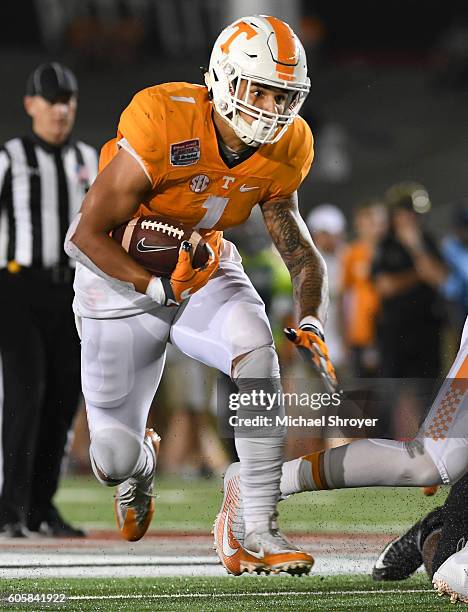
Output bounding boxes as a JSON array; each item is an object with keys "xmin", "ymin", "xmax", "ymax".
[
  {"xmin": 56, "ymin": 474, "xmax": 447, "ymax": 534},
  {"xmin": 0, "ymin": 576, "xmax": 453, "ymax": 611},
  {"xmin": 0, "ymin": 477, "xmax": 449, "ymax": 611}
]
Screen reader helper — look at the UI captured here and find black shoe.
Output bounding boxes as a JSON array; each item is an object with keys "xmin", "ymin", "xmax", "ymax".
[
  {"xmin": 372, "ymin": 506, "xmax": 444, "ymax": 581},
  {"xmin": 37, "ymin": 519, "xmax": 86, "ymax": 538},
  {"xmin": 28, "ymin": 506, "xmax": 86, "ymax": 538},
  {"xmin": 0, "ymin": 522, "xmax": 31, "ymax": 538}
]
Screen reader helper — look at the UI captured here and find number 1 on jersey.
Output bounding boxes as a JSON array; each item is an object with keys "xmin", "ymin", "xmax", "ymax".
[{"xmin": 195, "ymin": 195, "xmax": 229, "ymax": 230}]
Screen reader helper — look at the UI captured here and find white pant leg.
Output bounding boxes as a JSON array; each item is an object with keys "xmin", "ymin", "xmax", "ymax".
[
  {"xmin": 420, "ymin": 316, "xmax": 468, "ymax": 483},
  {"xmin": 170, "ymin": 241, "xmax": 284, "ymax": 529},
  {"xmin": 81, "ymin": 309, "xmax": 173, "ymax": 481},
  {"xmin": 170, "ymin": 242, "xmax": 274, "ymax": 373}
]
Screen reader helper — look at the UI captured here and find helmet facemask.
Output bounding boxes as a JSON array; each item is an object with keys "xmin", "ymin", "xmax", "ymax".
[{"xmin": 207, "ymin": 62, "xmax": 308, "ymax": 147}]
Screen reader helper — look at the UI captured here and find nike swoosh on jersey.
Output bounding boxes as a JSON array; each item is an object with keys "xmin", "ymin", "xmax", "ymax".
[
  {"xmin": 239, "ymin": 184, "xmax": 260, "ymax": 192},
  {"xmin": 222, "ymin": 508, "xmax": 239, "ymax": 557},
  {"xmin": 136, "ymin": 238, "xmax": 178, "ymax": 253}
]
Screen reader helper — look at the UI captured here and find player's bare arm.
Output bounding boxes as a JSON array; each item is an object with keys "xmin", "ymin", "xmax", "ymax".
[
  {"xmin": 261, "ymin": 192, "xmax": 328, "ymax": 323},
  {"xmin": 69, "ymin": 148, "xmax": 154, "ymax": 294},
  {"xmin": 262, "ymin": 192, "xmax": 337, "ymax": 391}
]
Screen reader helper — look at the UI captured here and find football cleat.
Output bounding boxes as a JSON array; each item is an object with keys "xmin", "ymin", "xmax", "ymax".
[
  {"xmin": 114, "ymin": 428, "xmax": 160, "ymax": 542},
  {"xmin": 372, "ymin": 506, "xmax": 444, "ymax": 581},
  {"xmin": 214, "ymin": 462, "xmax": 313, "ymax": 576},
  {"xmin": 433, "ymin": 541, "xmax": 468, "ymax": 604},
  {"xmin": 213, "ymin": 462, "xmax": 244, "ymax": 575},
  {"xmin": 241, "ymin": 514, "xmax": 314, "ymax": 576}
]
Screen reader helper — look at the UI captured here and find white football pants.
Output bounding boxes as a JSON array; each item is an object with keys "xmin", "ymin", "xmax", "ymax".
[{"xmin": 79, "ymin": 242, "xmax": 283, "ymax": 526}]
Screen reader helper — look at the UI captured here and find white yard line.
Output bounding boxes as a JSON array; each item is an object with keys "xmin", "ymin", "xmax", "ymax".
[
  {"xmin": 0, "ymin": 552, "xmax": 421, "ymax": 579},
  {"xmin": 66, "ymin": 589, "xmax": 431, "ymax": 601}
]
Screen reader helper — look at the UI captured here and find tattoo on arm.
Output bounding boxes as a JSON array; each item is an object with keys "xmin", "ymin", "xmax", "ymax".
[{"xmin": 261, "ymin": 193, "xmax": 329, "ymax": 323}]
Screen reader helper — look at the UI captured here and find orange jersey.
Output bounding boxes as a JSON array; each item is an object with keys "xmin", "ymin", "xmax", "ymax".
[{"xmin": 99, "ymin": 82, "xmax": 313, "ymax": 250}]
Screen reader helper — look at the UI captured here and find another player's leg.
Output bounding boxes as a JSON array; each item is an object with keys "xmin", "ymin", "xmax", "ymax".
[
  {"xmin": 81, "ymin": 311, "xmax": 171, "ymax": 541},
  {"xmin": 433, "ymin": 542, "xmax": 468, "ymax": 604},
  {"xmin": 279, "ymin": 323, "xmax": 468, "ymax": 496},
  {"xmin": 372, "ymin": 472, "xmax": 468, "ymax": 582},
  {"xmin": 430, "ymin": 472, "xmax": 468, "ymax": 574},
  {"xmin": 171, "ymin": 246, "xmax": 313, "ymax": 575},
  {"xmin": 372, "ymin": 506, "xmax": 444, "ymax": 581}
]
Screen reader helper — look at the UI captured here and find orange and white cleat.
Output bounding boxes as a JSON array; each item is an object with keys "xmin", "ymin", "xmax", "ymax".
[
  {"xmin": 213, "ymin": 462, "xmax": 244, "ymax": 575},
  {"xmin": 433, "ymin": 542, "xmax": 468, "ymax": 604},
  {"xmin": 240, "ymin": 514, "xmax": 314, "ymax": 576},
  {"xmin": 114, "ymin": 428, "xmax": 160, "ymax": 542},
  {"xmin": 214, "ymin": 462, "xmax": 314, "ymax": 576}
]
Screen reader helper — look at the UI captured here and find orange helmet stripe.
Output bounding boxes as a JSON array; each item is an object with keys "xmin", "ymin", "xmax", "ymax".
[{"xmin": 265, "ymin": 15, "xmax": 297, "ymax": 79}]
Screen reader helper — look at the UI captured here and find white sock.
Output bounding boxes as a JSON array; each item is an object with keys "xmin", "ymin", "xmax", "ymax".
[
  {"xmin": 279, "ymin": 438, "xmax": 443, "ymax": 496},
  {"xmin": 280, "ymin": 457, "xmax": 306, "ymax": 496},
  {"xmin": 235, "ymin": 436, "xmax": 284, "ymax": 533}
]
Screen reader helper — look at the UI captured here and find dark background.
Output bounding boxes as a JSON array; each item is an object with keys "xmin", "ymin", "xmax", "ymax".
[{"xmin": 1, "ymin": 0, "xmax": 467, "ymax": 230}]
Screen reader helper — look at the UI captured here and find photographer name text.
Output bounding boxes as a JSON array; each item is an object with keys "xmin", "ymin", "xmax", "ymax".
[{"xmin": 229, "ymin": 415, "xmax": 378, "ymax": 428}]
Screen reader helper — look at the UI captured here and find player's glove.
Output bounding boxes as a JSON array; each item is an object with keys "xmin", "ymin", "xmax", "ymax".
[
  {"xmin": 146, "ymin": 240, "xmax": 219, "ymax": 306},
  {"xmin": 284, "ymin": 321, "xmax": 338, "ymax": 393}
]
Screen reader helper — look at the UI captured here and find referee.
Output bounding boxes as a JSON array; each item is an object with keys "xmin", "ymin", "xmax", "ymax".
[{"xmin": 0, "ymin": 63, "xmax": 98, "ymax": 537}]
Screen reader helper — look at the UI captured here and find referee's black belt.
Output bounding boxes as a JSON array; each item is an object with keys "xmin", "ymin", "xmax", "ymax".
[{"xmin": 1, "ymin": 261, "xmax": 75, "ymax": 284}]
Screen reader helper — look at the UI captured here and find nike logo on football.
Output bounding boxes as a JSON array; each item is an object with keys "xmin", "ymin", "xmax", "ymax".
[
  {"xmin": 222, "ymin": 509, "xmax": 239, "ymax": 557},
  {"xmin": 136, "ymin": 238, "xmax": 178, "ymax": 253},
  {"xmin": 179, "ymin": 288, "xmax": 193, "ymax": 300},
  {"xmin": 239, "ymin": 184, "xmax": 260, "ymax": 192}
]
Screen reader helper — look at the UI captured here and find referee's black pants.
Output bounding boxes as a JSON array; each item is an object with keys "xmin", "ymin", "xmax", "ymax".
[{"xmin": 0, "ymin": 267, "xmax": 81, "ymax": 528}]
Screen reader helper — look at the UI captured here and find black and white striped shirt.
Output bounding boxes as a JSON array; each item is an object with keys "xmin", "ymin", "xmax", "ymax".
[{"xmin": 0, "ymin": 134, "xmax": 98, "ymax": 269}]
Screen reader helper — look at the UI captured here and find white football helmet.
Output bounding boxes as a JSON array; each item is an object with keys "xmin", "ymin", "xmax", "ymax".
[{"xmin": 205, "ymin": 15, "xmax": 310, "ymax": 147}]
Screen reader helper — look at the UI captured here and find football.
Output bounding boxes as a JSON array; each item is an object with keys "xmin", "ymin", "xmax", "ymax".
[{"xmin": 112, "ymin": 215, "xmax": 210, "ymax": 277}]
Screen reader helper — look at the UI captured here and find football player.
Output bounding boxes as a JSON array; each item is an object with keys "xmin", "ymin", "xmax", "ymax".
[
  {"xmin": 217, "ymin": 316, "xmax": 467, "ymax": 575},
  {"xmin": 65, "ymin": 15, "xmax": 336, "ymax": 575}
]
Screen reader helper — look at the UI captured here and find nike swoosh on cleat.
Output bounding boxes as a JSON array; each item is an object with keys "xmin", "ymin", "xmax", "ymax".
[
  {"xmin": 136, "ymin": 238, "xmax": 178, "ymax": 253},
  {"xmin": 239, "ymin": 184, "xmax": 260, "ymax": 192},
  {"xmin": 222, "ymin": 509, "xmax": 239, "ymax": 557},
  {"xmin": 243, "ymin": 546, "xmax": 264, "ymax": 560}
]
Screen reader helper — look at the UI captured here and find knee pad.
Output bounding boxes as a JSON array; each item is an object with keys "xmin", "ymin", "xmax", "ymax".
[
  {"xmin": 232, "ymin": 345, "xmax": 280, "ymax": 379},
  {"xmin": 90, "ymin": 426, "xmax": 142, "ymax": 485}
]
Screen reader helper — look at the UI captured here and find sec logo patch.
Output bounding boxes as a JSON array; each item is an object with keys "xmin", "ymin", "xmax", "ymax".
[{"xmin": 190, "ymin": 174, "xmax": 210, "ymax": 193}]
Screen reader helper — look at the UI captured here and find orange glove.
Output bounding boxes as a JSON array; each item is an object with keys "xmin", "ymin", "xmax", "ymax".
[
  {"xmin": 284, "ymin": 324, "xmax": 338, "ymax": 392},
  {"xmin": 168, "ymin": 241, "xmax": 219, "ymax": 303}
]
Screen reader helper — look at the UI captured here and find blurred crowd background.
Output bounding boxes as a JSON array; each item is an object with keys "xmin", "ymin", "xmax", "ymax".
[{"xmin": 1, "ymin": 0, "xmax": 467, "ymax": 478}]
